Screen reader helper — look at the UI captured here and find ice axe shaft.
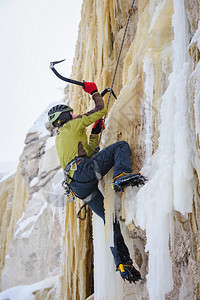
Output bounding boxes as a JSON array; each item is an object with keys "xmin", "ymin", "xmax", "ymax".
[
  {"xmin": 49, "ymin": 59, "xmax": 117, "ymax": 99},
  {"xmin": 49, "ymin": 59, "xmax": 85, "ymax": 88}
]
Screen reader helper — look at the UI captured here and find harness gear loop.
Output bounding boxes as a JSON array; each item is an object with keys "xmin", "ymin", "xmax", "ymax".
[
  {"xmin": 62, "ymin": 156, "xmax": 85, "ymax": 202},
  {"xmin": 62, "ymin": 180, "xmax": 76, "ymax": 203},
  {"xmin": 96, "ymin": 0, "xmax": 136, "ymax": 151},
  {"xmin": 77, "ymin": 204, "xmax": 88, "ymax": 221}
]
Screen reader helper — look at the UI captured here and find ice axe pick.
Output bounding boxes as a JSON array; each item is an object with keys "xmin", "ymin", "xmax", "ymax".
[{"xmin": 49, "ymin": 59, "xmax": 85, "ymax": 88}]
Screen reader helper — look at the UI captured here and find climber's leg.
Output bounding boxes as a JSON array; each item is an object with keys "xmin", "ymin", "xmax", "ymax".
[
  {"xmin": 110, "ymin": 220, "xmax": 142, "ymax": 283},
  {"xmin": 110, "ymin": 219, "xmax": 132, "ymax": 267},
  {"xmin": 93, "ymin": 141, "xmax": 133, "ymax": 178},
  {"xmin": 84, "ymin": 188, "xmax": 105, "ymax": 222}
]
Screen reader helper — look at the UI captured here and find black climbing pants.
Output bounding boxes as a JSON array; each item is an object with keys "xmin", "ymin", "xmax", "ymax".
[{"xmin": 70, "ymin": 141, "xmax": 133, "ymax": 266}]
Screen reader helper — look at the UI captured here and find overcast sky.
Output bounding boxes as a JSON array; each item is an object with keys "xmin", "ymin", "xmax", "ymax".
[{"xmin": 0, "ymin": 0, "xmax": 82, "ymax": 164}]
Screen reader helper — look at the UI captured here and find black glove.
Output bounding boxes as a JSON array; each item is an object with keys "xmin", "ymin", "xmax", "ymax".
[{"xmin": 91, "ymin": 119, "xmax": 105, "ymax": 134}]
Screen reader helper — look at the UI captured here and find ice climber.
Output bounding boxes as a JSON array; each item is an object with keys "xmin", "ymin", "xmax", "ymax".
[{"xmin": 48, "ymin": 82, "xmax": 144, "ymax": 283}]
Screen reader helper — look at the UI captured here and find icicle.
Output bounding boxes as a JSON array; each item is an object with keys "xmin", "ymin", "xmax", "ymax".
[
  {"xmin": 172, "ymin": 0, "xmax": 193, "ymax": 214},
  {"xmin": 93, "ymin": 213, "xmax": 123, "ymax": 300},
  {"xmin": 143, "ymin": 54, "xmax": 155, "ymax": 162}
]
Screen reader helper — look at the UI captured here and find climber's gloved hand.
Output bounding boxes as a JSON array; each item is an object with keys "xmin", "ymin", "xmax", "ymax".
[
  {"xmin": 91, "ymin": 118, "xmax": 105, "ymax": 134},
  {"xmin": 83, "ymin": 82, "xmax": 98, "ymax": 95}
]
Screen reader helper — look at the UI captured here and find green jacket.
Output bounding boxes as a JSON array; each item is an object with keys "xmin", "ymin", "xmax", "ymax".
[{"xmin": 55, "ymin": 92, "xmax": 107, "ymax": 180}]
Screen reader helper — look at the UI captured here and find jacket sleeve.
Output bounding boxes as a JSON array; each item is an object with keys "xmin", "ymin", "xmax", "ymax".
[
  {"xmin": 71, "ymin": 92, "xmax": 107, "ymax": 131},
  {"xmin": 87, "ymin": 134, "xmax": 99, "ymax": 157}
]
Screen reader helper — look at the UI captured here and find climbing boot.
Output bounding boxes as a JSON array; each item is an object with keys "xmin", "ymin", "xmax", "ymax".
[
  {"xmin": 111, "ymin": 172, "xmax": 146, "ymax": 192},
  {"xmin": 118, "ymin": 263, "xmax": 142, "ymax": 284}
]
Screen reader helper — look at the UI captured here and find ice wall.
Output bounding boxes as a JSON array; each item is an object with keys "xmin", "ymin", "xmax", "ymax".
[
  {"xmin": 68, "ymin": 0, "xmax": 200, "ymax": 299},
  {"xmin": 1, "ymin": 0, "xmax": 200, "ymax": 299}
]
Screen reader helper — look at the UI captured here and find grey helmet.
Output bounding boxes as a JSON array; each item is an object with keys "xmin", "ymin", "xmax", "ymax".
[{"xmin": 48, "ymin": 104, "xmax": 73, "ymax": 127}]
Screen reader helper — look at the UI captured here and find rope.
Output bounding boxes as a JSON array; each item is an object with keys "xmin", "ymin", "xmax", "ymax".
[{"xmin": 97, "ymin": 0, "xmax": 136, "ymax": 149}]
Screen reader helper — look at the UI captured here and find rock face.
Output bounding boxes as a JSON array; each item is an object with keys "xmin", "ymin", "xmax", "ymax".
[
  {"xmin": 1, "ymin": 1, "xmax": 200, "ymax": 299},
  {"xmin": 0, "ymin": 108, "xmax": 62, "ymax": 291}
]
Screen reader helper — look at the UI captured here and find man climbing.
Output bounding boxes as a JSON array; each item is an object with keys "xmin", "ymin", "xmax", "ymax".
[{"xmin": 48, "ymin": 82, "xmax": 144, "ymax": 283}]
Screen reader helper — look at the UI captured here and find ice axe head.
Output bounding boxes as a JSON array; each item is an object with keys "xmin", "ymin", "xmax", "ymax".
[{"xmin": 49, "ymin": 59, "xmax": 66, "ymax": 69}]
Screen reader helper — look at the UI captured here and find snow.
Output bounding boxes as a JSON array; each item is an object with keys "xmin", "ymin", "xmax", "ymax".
[
  {"xmin": 45, "ymin": 136, "xmax": 56, "ymax": 152},
  {"xmin": 28, "ymin": 101, "xmax": 64, "ymax": 139},
  {"xmin": 0, "ymin": 172, "xmax": 16, "ymax": 184},
  {"xmin": 14, "ymin": 203, "xmax": 47, "ymax": 239},
  {"xmin": 30, "ymin": 177, "xmax": 39, "ymax": 187},
  {"xmin": 28, "ymin": 110, "xmax": 50, "ymax": 139},
  {"xmin": 49, "ymin": 169, "xmax": 66, "ymax": 226},
  {"xmin": 0, "ymin": 276, "xmax": 58, "ymax": 300}
]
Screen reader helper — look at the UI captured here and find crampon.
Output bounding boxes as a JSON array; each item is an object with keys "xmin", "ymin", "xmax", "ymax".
[
  {"xmin": 112, "ymin": 173, "xmax": 146, "ymax": 192},
  {"xmin": 118, "ymin": 264, "xmax": 142, "ymax": 284}
]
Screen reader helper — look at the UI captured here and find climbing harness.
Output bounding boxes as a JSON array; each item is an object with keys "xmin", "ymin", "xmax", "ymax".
[
  {"xmin": 62, "ymin": 156, "xmax": 103, "ymax": 220},
  {"xmin": 63, "ymin": 157, "xmax": 101, "ymax": 186},
  {"xmin": 62, "ymin": 156, "xmax": 89, "ymax": 220},
  {"xmin": 62, "ymin": 156, "xmax": 85, "ymax": 202}
]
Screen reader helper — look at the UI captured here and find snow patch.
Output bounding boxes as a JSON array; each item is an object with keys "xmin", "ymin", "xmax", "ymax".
[
  {"xmin": 45, "ymin": 136, "xmax": 56, "ymax": 152},
  {"xmin": 30, "ymin": 177, "xmax": 39, "ymax": 187},
  {"xmin": 14, "ymin": 203, "xmax": 47, "ymax": 239},
  {"xmin": 28, "ymin": 101, "xmax": 64, "ymax": 139},
  {"xmin": 0, "ymin": 276, "xmax": 58, "ymax": 300},
  {"xmin": 28, "ymin": 110, "xmax": 49, "ymax": 139}
]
